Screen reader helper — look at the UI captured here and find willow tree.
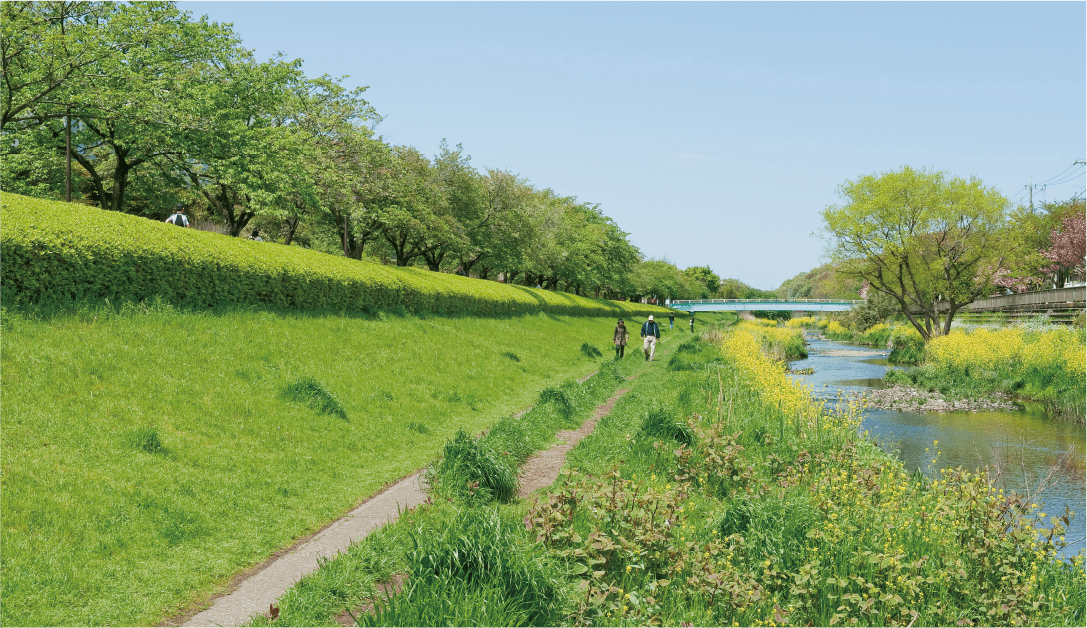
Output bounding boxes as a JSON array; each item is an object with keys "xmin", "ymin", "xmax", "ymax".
[{"xmin": 821, "ymin": 166, "xmax": 1009, "ymax": 340}]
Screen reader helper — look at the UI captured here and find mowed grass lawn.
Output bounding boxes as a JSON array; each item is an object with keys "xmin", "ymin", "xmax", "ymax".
[{"xmin": 0, "ymin": 304, "xmax": 673, "ymax": 626}]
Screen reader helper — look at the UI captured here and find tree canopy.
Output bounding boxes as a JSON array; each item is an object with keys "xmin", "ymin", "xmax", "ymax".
[{"xmin": 821, "ymin": 166, "xmax": 1010, "ymax": 340}]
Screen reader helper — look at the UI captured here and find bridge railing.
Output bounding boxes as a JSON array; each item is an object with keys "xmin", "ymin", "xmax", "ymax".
[
  {"xmin": 965, "ymin": 286, "xmax": 1085, "ymax": 311},
  {"xmin": 925, "ymin": 286, "xmax": 1086, "ymax": 313}
]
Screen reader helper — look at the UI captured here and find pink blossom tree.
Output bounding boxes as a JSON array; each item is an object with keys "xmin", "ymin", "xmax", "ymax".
[{"xmin": 1040, "ymin": 211, "xmax": 1086, "ymax": 288}]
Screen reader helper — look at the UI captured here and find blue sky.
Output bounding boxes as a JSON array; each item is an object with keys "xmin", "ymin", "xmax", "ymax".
[{"xmin": 181, "ymin": 1, "xmax": 1086, "ymax": 290}]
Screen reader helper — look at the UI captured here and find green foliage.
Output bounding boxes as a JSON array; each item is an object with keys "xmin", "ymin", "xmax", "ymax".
[
  {"xmin": 843, "ymin": 290, "xmax": 898, "ymax": 331},
  {"xmin": 356, "ymin": 506, "xmax": 565, "ymax": 627},
  {"xmin": 1, "ymin": 193, "xmax": 671, "ymax": 319},
  {"xmin": 429, "ymin": 431, "xmax": 518, "ymax": 504},
  {"xmin": 887, "ymin": 329, "xmax": 926, "ymax": 365},
  {"xmin": 537, "ymin": 385, "xmax": 579, "ymax": 420},
  {"xmin": 579, "ymin": 342, "xmax": 603, "ymax": 359},
  {"xmin": 282, "ymin": 376, "xmax": 348, "ymax": 420},
  {"xmin": 640, "ymin": 406, "xmax": 696, "ymax": 447},
  {"xmin": 822, "ymin": 166, "xmax": 1011, "ymax": 340},
  {"xmin": 128, "ymin": 426, "xmax": 168, "ymax": 455}
]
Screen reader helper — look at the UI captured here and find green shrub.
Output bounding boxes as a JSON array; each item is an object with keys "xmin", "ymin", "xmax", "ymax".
[
  {"xmin": 429, "ymin": 431, "xmax": 517, "ymax": 504},
  {"xmin": 282, "ymin": 376, "xmax": 348, "ymax": 420},
  {"xmin": 537, "ymin": 385, "xmax": 577, "ymax": 419},
  {"xmin": 579, "ymin": 342, "xmax": 603, "ymax": 358},
  {"xmin": 887, "ymin": 326, "xmax": 925, "ymax": 365},
  {"xmin": 1, "ymin": 193, "xmax": 672, "ymax": 319}
]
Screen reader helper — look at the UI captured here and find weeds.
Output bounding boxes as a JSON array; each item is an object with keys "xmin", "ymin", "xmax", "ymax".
[
  {"xmin": 282, "ymin": 376, "xmax": 348, "ymax": 421},
  {"xmin": 428, "ymin": 430, "xmax": 518, "ymax": 504},
  {"xmin": 128, "ymin": 426, "xmax": 168, "ymax": 455}
]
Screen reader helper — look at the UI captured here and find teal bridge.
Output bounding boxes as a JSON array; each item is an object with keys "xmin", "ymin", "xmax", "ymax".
[{"xmin": 669, "ymin": 299, "xmax": 863, "ymax": 312}]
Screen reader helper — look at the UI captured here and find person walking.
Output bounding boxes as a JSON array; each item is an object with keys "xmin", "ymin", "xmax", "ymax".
[
  {"xmin": 689, "ymin": 316, "xmax": 695, "ymax": 333},
  {"xmin": 668, "ymin": 312, "xmax": 675, "ymax": 329},
  {"xmin": 613, "ymin": 319, "xmax": 628, "ymax": 359},
  {"xmin": 641, "ymin": 315, "xmax": 661, "ymax": 361},
  {"xmin": 165, "ymin": 206, "xmax": 189, "ymax": 227}
]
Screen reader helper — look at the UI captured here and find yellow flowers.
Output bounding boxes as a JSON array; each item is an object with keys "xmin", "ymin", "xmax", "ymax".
[
  {"xmin": 927, "ymin": 326, "xmax": 1085, "ymax": 379},
  {"xmin": 718, "ymin": 322, "xmax": 814, "ymax": 418}
]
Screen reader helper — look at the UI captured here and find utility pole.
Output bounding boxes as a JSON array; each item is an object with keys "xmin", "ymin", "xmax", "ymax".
[{"xmin": 65, "ymin": 106, "xmax": 72, "ymax": 203}]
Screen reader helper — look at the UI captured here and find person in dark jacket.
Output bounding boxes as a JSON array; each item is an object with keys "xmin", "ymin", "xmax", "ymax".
[
  {"xmin": 641, "ymin": 315, "xmax": 661, "ymax": 361},
  {"xmin": 613, "ymin": 319, "xmax": 629, "ymax": 359}
]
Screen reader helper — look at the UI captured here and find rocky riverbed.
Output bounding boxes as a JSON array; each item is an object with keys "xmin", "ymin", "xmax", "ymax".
[{"xmin": 844, "ymin": 384, "xmax": 1021, "ymax": 413}]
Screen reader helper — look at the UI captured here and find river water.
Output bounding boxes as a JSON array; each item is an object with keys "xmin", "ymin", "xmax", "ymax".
[{"xmin": 787, "ymin": 333, "xmax": 1086, "ymax": 561}]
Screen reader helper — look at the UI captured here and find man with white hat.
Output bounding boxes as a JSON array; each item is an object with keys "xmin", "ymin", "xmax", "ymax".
[{"xmin": 640, "ymin": 315, "xmax": 661, "ymax": 361}]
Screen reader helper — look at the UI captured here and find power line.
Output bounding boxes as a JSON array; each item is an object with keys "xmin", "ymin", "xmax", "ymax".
[{"xmin": 1036, "ymin": 162, "xmax": 1081, "ymax": 185}]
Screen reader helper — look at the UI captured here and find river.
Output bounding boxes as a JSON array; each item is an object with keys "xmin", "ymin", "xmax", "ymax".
[{"xmin": 787, "ymin": 333, "xmax": 1086, "ymax": 562}]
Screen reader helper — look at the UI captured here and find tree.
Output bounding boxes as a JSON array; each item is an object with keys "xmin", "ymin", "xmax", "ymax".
[
  {"xmin": 168, "ymin": 55, "xmax": 311, "ymax": 236},
  {"xmin": 1040, "ymin": 205, "xmax": 1086, "ymax": 288},
  {"xmin": 682, "ymin": 266, "xmax": 721, "ymax": 298},
  {"xmin": 821, "ymin": 166, "xmax": 1010, "ymax": 340}
]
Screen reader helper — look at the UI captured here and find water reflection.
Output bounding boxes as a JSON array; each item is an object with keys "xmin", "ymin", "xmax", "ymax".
[{"xmin": 789, "ymin": 334, "xmax": 1086, "ymax": 561}]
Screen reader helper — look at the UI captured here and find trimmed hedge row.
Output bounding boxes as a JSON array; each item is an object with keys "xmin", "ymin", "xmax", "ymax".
[{"xmin": 1, "ymin": 193, "xmax": 672, "ymax": 318}]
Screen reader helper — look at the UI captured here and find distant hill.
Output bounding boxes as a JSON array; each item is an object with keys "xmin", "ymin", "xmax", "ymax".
[{"xmin": 774, "ymin": 262, "xmax": 865, "ymax": 300}]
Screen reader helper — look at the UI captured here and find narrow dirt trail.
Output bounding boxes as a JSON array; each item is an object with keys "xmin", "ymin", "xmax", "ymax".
[{"xmin": 175, "ymin": 338, "xmax": 671, "ymax": 628}]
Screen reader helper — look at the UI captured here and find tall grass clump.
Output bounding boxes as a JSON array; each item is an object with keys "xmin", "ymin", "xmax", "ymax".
[
  {"xmin": 282, "ymin": 376, "xmax": 348, "ymax": 420},
  {"xmin": 354, "ymin": 506, "xmax": 566, "ymax": 627},
  {"xmin": 427, "ymin": 430, "xmax": 518, "ymax": 504}
]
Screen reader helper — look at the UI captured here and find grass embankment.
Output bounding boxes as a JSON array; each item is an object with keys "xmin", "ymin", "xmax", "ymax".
[
  {"xmin": 252, "ymin": 321, "xmax": 1083, "ymax": 627},
  {"xmin": 0, "ymin": 302, "xmax": 693, "ymax": 626},
  {"xmin": 1, "ymin": 192, "xmax": 669, "ymax": 320}
]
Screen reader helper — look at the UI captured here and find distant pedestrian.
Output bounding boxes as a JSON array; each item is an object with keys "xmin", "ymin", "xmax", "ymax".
[
  {"xmin": 165, "ymin": 207, "xmax": 188, "ymax": 227},
  {"xmin": 249, "ymin": 229, "xmax": 263, "ymax": 241},
  {"xmin": 689, "ymin": 316, "xmax": 695, "ymax": 333},
  {"xmin": 613, "ymin": 318, "xmax": 628, "ymax": 359},
  {"xmin": 641, "ymin": 315, "xmax": 661, "ymax": 361},
  {"xmin": 669, "ymin": 313, "xmax": 675, "ymax": 329}
]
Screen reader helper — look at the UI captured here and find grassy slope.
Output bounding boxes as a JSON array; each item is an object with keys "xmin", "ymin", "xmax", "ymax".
[{"xmin": 0, "ymin": 304, "xmax": 688, "ymax": 626}]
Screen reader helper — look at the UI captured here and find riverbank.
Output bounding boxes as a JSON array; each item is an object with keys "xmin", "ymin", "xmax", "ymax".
[
  {"xmin": 848, "ymin": 384, "xmax": 1020, "ymax": 413},
  {"xmin": 244, "ymin": 325, "xmax": 1084, "ymax": 627}
]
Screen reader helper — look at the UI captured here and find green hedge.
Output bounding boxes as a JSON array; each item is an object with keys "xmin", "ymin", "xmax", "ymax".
[{"xmin": 1, "ymin": 193, "xmax": 671, "ymax": 318}]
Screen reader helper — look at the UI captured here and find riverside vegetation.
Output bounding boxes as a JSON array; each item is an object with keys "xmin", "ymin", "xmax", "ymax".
[
  {"xmin": 244, "ymin": 322, "xmax": 1084, "ymax": 627},
  {"xmin": 790, "ymin": 315, "xmax": 1086, "ymax": 420}
]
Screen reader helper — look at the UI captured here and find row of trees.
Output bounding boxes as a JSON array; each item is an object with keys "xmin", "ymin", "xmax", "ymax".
[
  {"xmin": 3, "ymin": 1, "xmax": 738, "ymax": 301},
  {"xmin": 821, "ymin": 166, "xmax": 1085, "ymax": 340}
]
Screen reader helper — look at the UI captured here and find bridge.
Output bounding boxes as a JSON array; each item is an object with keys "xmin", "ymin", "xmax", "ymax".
[{"xmin": 669, "ymin": 298, "xmax": 864, "ymax": 312}]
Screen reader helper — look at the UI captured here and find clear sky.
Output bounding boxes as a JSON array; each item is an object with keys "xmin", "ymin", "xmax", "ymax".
[{"xmin": 180, "ymin": 1, "xmax": 1086, "ymax": 290}]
